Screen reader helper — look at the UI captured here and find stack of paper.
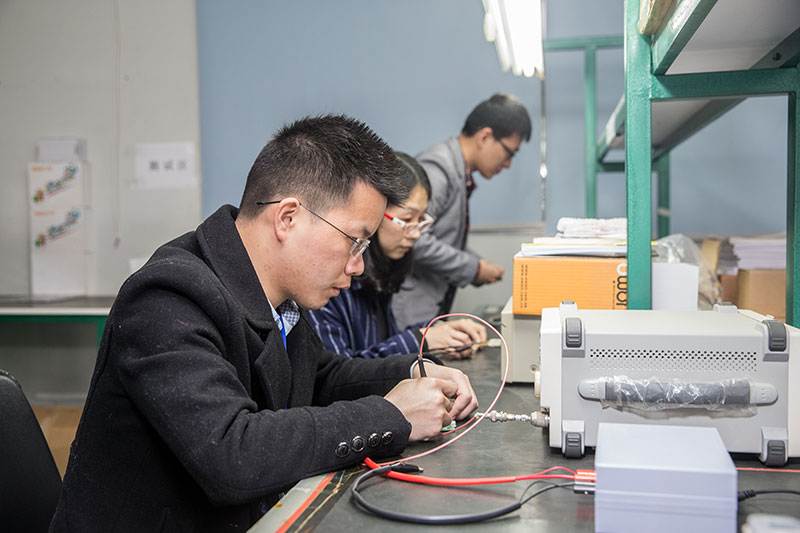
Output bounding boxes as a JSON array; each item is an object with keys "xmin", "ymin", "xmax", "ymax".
[
  {"xmin": 520, "ymin": 237, "xmax": 627, "ymax": 257},
  {"xmin": 556, "ymin": 217, "xmax": 626, "ymax": 239},
  {"xmin": 729, "ymin": 235, "xmax": 786, "ymax": 271}
]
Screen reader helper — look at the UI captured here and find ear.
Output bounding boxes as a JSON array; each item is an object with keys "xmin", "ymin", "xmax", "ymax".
[
  {"xmin": 475, "ymin": 127, "xmax": 494, "ymax": 148},
  {"xmin": 272, "ymin": 197, "xmax": 301, "ymax": 243}
]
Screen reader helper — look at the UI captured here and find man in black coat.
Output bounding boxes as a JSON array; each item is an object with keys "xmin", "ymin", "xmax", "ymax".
[{"xmin": 50, "ymin": 115, "xmax": 477, "ymax": 532}]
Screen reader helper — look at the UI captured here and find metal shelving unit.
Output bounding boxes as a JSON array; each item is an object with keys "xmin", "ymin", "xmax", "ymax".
[{"xmin": 594, "ymin": 0, "xmax": 800, "ymax": 322}]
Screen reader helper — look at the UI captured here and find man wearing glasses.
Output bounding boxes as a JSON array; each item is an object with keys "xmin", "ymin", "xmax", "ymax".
[
  {"xmin": 392, "ymin": 93, "xmax": 532, "ymax": 330},
  {"xmin": 51, "ymin": 116, "xmax": 477, "ymax": 532}
]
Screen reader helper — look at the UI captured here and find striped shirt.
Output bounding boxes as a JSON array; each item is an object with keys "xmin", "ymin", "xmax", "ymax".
[{"xmin": 308, "ymin": 279, "xmax": 423, "ymax": 359}]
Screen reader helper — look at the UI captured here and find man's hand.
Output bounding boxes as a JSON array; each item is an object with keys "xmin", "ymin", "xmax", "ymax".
[
  {"xmin": 385, "ymin": 378, "xmax": 457, "ymax": 441},
  {"xmin": 385, "ymin": 364, "xmax": 478, "ymax": 441},
  {"xmin": 473, "ymin": 259, "xmax": 505, "ymax": 285}
]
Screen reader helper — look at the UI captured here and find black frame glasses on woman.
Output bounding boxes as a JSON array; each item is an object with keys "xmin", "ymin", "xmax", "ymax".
[{"xmin": 256, "ymin": 200, "xmax": 371, "ymax": 257}]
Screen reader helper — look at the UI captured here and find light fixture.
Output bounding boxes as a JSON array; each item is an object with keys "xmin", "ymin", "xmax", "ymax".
[{"xmin": 482, "ymin": 0, "xmax": 544, "ymax": 79}]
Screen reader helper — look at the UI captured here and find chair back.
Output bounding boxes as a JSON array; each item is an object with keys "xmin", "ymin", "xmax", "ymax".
[{"xmin": 0, "ymin": 370, "xmax": 62, "ymax": 532}]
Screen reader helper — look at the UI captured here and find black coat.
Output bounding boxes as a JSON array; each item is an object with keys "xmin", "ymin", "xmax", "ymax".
[{"xmin": 50, "ymin": 205, "xmax": 414, "ymax": 532}]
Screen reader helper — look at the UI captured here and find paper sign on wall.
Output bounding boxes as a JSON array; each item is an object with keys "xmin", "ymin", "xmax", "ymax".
[{"xmin": 134, "ymin": 142, "xmax": 197, "ymax": 190}]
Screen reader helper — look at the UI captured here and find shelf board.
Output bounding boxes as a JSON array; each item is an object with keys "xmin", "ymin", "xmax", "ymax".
[{"xmin": 597, "ymin": 0, "xmax": 800, "ymax": 164}]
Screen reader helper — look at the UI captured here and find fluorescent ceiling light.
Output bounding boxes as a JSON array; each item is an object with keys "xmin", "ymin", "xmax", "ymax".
[
  {"xmin": 483, "ymin": 0, "xmax": 512, "ymax": 72},
  {"xmin": 483, "ymin": 0, "xmax": 544, "ymax": 78}
]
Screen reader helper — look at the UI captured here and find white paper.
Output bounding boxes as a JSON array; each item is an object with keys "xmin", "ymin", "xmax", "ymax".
[{"xmin": 134, "ymin": 142, "xmax": 197, "ymax": 190}]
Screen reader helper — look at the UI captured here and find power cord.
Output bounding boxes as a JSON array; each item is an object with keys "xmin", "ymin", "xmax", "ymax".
[
  {"xmin": 739, "ymin": 489, "xmax": 800, "ymax": 502},
  {"xmin": 351, "ymin": 463, "xmax": 575, "ymax": 526}
]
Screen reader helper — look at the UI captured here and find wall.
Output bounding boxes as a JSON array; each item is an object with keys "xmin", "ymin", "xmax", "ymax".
[
  {"xmin": 0, "ymin": 0, "xmax": 201, "ymax": 400},
  {"xmin": 197, "ymin": 0, "xmax": 787, "ymax": 238},
  {"xmin": 0, "ymin": 0, "xmax": 202, "ymax": 296}
]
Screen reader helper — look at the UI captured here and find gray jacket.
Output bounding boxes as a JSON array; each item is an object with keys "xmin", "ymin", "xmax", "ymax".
[{"xmin": 392, "ymin": 138, "xmax": 480, "ymax": 329}]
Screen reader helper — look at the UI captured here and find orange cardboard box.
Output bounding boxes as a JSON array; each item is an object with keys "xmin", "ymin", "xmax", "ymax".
[
  {"xmin": 513, "ymin": 255, "xmax": 628, "ymax": 315},
  {"xmin": 737, "ymin": 269, "xmax": 785, "ymax": 320}
]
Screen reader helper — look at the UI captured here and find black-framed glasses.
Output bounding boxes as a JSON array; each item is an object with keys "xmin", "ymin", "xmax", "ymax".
[
  {"xmin": 256, "ymin": 200, "xmax": 371, "ymax": 258},
  {"xmin": 496, "ymin": 138, "xmax": 518, "ymax": 161}
]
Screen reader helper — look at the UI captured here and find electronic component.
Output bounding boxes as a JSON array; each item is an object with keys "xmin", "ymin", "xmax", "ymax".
[
  {"xmin": 595, "ymin": 423, "xmax": 737, "ymax": 533},
  {"xmin": 539, "ymin": 303, "xmax": 799, "ymax": 465},
  {"xmin": 500, "ymin": 297, "xmax": 540, "ymax": 384}
]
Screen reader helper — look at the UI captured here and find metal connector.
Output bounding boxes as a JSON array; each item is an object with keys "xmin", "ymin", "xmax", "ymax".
[
  {"xmin": 574, "ymin": 469, "xmax": 596, "ymax": 495},
  {"xmin": 476, "ymin": 410, "xmax": 550, "ymax": 428}
]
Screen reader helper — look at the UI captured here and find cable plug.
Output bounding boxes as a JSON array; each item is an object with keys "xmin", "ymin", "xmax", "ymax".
[
  {"xmin": 574, "ymin": 469, "xmax": 596, "ymax": 495},
  {"xmin": 391, "ymin": 463, "xmax": 424, "ymax": 474},
  {"xmin": 738, "ymin": 489, "xmax": 757, "ymax": 501}
]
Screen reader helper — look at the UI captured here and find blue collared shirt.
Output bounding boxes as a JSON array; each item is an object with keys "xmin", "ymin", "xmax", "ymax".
[{"xmin": 267, "ymin": 298, "xmax": 300, "ymax": 346}]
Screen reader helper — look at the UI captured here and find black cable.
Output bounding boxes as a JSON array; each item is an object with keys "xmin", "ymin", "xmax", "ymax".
[
  {"xmin": 350, "ymin": 465, "xmax": 575, "ymax": 525},
  {"xmin": 739, "ymin": 489, "xmax": 800, "ymax": 502}
]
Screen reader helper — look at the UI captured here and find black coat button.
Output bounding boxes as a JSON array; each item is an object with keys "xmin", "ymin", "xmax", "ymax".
[
  {"xmin": 381, "ymin": 431, "xmax": 393, "ymax": 446},
  {"xmin": 335, "ymin": 442, "xmax": 350, "ymax": 458},
  {"xmin": 367, "ymin": 433, "xmax": 381, "ymax": 448},
  {"xmin": 352, "ymin": 436, "xmax": 365, "ymax": 453}
]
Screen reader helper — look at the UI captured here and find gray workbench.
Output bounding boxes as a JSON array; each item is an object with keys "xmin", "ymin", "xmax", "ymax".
[{"xmin": 254, "ymin": 349, "xmax": 800, "ymax": 531}]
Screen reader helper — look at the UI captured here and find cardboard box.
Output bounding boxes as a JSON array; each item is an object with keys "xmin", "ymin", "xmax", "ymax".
[
  {"xmin": 719, "ymin": 274, "xmax": 738, "ymax": 304},
  {"xmin": 513, "ymin": 255, "xmax": 627, "ymax": 315},
  {"xmin": 737, "ymin": 269, "xmax": 785, "ymax": 320}
]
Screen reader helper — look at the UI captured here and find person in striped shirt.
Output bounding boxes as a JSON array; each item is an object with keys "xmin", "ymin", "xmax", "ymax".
[{"xmin": 308, "ymin": 152, "xmax": 486, "ymax": 359}]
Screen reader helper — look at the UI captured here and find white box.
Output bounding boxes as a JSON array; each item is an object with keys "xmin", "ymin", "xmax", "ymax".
[
  {"xmin": 500, "ymin": 297, "xmax": 540, "ymax": 383},
  {"xmin": 36, "ymin": 137, "xmax": 87, "ymax": 162},
  {"xmin": 653, "ymin": 262, "xmax": 699, "ymax": 311},
  {"xmin": 595, "ymin": 423, "xmax": 737, "ymax": 533}
]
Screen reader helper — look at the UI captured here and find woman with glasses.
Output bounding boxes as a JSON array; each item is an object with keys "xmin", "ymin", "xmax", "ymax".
[{"xmin": 308, "ymin": 152, "xmax": 486, "ymax": 359}]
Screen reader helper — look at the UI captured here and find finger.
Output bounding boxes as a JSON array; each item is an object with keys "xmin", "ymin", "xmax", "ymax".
[
  {"xmin": 476, "ymin": 324, "xmax": 488, "ymax": 343},
  {"xmin": 465, "ymin": 323, "xmax": 484, "ymax": 344},
  {"xmin": 444, "ymin": 396, "xmax": 454, "ymax": 411},
  {"xmin": 449, "ymin": 376, "xmax": 477, "ymax": 419},
  {"xmin": 449, "ymin": 389, "xmax": 473, "ymax": 419},
  {"xmin": 432, "ymin": 377, "xmax": 459, "ymax": 398},
  {"xmin": 441, "ymin": 412, "xmax": 453, "ymax": 428},
  {"xmin": 450, "ymin": 330, "xmax": 471, "ymax": 346}
]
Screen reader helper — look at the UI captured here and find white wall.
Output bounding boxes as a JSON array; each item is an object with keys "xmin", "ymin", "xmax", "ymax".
[
  {"xmin": 0, "ymin": 0, "xmax": 201, "ymax": 296},
  {"xmin": 0, "ymin": 0, "xmax": 201, "ymax": 400}
]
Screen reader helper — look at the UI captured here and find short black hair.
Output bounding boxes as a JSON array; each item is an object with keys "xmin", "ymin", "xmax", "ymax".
[
  {"xmin": 461, "ymin": 93, "xmax": 532, "ymax": 142},
  {"xmin": 239, "ymin": 115, "xmax": 408, "ymax": 219}
]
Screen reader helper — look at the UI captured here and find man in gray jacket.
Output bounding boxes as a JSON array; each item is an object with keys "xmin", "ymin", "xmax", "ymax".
[{"xmin": 393, "ymin": 94, "xmax": 531, "ymax": 329}]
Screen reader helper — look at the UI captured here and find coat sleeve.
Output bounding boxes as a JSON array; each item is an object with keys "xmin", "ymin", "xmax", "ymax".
[
  {"xmin": 411, "ymin": 159, "xmax": 480, "ymax": 287},
  {"xmin": 112, "ymin": 263, "xmax": 412, "ymax": 507}
]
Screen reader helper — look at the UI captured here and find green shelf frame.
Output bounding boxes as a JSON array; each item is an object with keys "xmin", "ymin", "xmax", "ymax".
[
  {"xmin": 550, "ymin": 3, "xmax": 800, "ymax": 321},
  {"xmin": 613, "ymin": 0, "xmax": 800, "ymax": 319},
  {"xmin": 0, "ymin": 315, "xmax": 107, "ymax": 347}
]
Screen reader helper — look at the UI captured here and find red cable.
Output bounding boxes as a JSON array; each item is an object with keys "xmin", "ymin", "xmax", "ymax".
[{"xmin": 363, "ymin": 457, "xmax": 576, "ymax": 486}]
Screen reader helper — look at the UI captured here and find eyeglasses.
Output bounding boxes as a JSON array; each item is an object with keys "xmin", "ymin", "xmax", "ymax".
[
  {"xmin": 383, "ymin": 212, "xmax": 435, "ymax": 235},
  {"xmin": 256, "ymin": 200, "xmax": 371, "ymax": 257},
  {"xmin": 496, "ymin": 138, "xmax": 518, "ymax": 161}
]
